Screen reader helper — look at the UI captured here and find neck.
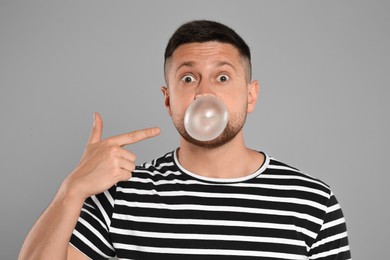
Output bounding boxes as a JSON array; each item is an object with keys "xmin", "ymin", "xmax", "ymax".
[{"xmin": 177, "ymin": 132, "xmax": 264, "ymax": 179}]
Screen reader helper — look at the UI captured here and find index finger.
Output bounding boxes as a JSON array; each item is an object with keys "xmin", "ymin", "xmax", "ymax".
[{"xmin": 110, "ymin": 127, "xmax": 161, "ymax": 146}]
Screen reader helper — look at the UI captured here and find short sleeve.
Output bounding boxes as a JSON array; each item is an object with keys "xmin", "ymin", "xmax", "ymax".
[
  {"xmin": 308, "ymin": 192, "xmax": 352, "ymax": 259},
  {"xmin": 69, "ymin": 185, "xmax": 117, "ymax": 259}
]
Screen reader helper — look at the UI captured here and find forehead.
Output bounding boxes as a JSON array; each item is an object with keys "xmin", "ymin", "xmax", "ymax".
[{"xmin": 168, "ymin": 42, "xmax": 243, "ymax": 68}]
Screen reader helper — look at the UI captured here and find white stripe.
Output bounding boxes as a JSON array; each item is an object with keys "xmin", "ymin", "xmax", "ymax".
[
  {"xmin": 130, "ymin": 177, "xmax": 193, "ymax": 185},
  {"xmin": 115, "ymin": 200, "xmax": 323, "ymax": 225},
  {"xmin": 327, "ymin": 203, "xmax": 341, "ymax": 214},
  {"xmin": 72, "ymin": 230, "xmax": 113, "ymax": 258},
  {"xmin": 134, "ymin": 169, "xmax": 182, "ymax": 177},
  {"xmin": 267, "ymin": 164, "xmax": 301, "ymax": 173},
  {"xmin": 322, "ymin": 217, "xmax": 346, "ymax": 230},
  {"xmin": 113, "ymin": 243, "xmax": 307, "ymax": 259},
  {"xmin": 112, "ymin": 213, "xmax": 317, "ymax": 239},
  {"xmin": 78, "ymin": 218, "xmax": 115, "ymax": 251},
  {"xmin": 92, "ymin": 196, "xmax": 111, "ymax": 227},
  {"xmin": 258, "ymin": 172, "xmax": 329, "ymax": 190},
  {"xmin": 116, "ymin": 187, "xmax": 327, "ymax": 211},
  {"xmin": 83, "ymin": 202, "xmax": 94, "ymax": 209},
  {"xmin": 310, "ymin": 245, "xmax": 350, "ymax": 259},
  {"xmin": 81, "ymin": 208, "xmax": 108, "ymax": 232},
  {"xmin": 129, "ymin": 177, "xmax": 330, "ymax": 198},
  {"xmin": 310, "ymin": 231, "xmax": 349, "ymax": 249},
  {"xmin": 143, "ymin": 161, "xmax": 174, "ymax": 169},
  {"xmin": 104, "ymin": 189, "xmax": 115, "ymax": 207},
  {"xmin": 236, "ymin": 183, "xmax": 329, "ymax": 198},
  {"xmin": 267, "ymin": 164, "xmax": 319, "ymax": 183},
  {"xmin": 110, "ymin": 228, "xmax": 306, "ymax": 247},
  {"xmin": 155, "ymin": 162, "xmax": 175, "ymax": 169}
]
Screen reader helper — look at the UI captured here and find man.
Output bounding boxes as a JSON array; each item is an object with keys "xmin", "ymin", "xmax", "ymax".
[{"xmin": 19, "ymin": 20, "xmax": 351, "ymax": 259}]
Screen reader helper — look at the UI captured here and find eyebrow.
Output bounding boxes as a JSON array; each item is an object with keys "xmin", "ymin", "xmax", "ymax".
[
  {"xmin": 175, "ymin": 60, "xmax": 236, "ymax": 73},
  {"xmin": 175, "ymin": 61, "xmax": 195, "ymax": 73},
  {"xmin": 216, "ymin": 61, "xmax": 236, "ymax": 71}
]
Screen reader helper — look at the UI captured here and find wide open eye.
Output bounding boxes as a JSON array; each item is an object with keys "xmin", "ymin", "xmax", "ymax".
[
  {"xmin": 217, "ymin": 74, "xmax": 230, "ymax": 82},
  {"xmin": 181, "ymin": 75, "xmax": 196, "ymax": 83}
]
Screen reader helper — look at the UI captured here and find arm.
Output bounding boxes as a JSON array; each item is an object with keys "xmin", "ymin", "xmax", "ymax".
[
  {"xmin": 18, "ymin": 113, "xmax": 160, "ymax": 260},
  {"xmin": 19, "ymin": 185, "xmax": 86, "ymax": 260},
  {"xmin": 308, "ymin": 192, "xmax": 351, "ymax": 260}
]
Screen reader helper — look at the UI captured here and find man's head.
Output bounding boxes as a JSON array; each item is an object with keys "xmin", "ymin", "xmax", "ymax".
[
  {"xmin": 162, "ymin": 20, "xmax": 259, "ymax": 148},
  {"xmin": 164, "ymin": 20, "xmax": 252, "ymax": 85}
]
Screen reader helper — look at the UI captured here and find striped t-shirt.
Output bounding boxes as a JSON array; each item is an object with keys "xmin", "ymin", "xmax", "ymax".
[{"xmin": 70, "ymin": 150, "xmax": 351, "ymax": 259}]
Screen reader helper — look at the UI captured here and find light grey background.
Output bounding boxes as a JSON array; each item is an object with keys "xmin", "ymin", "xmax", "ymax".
[{"xmin": 1, "ymin": 0, "xmax": 388, "ymax": 259}]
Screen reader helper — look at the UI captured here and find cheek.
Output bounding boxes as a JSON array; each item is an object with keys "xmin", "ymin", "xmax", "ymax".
[
  {"xmin": 169, "ymin": 94, "xmax": 193, "ymax": 115},
  {"xmin": 226, "ymin": 93, "xmax": 248, "ymax": 112}
]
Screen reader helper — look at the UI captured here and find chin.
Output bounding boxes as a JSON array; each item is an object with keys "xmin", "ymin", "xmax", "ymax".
[
  {"xmin": 179, "ymin": 122, "xmax": 245, "ymax": 149},
  {"xmin": 173, "ymin": 111, "xmax": 247, "ymax": 149}
]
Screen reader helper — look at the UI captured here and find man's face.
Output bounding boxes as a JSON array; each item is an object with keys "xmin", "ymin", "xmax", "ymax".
[{"xmin": 162, "ymin": 42, "xmax": 259, "ymax": 148}]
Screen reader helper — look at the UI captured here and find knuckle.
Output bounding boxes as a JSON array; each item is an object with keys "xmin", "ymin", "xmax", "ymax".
[
  {"xmin": 126, "ymin": 132, "xmax": 136, "ymax": 142},
  {"xmin": 121, "ymin": 171, "xmax": 132, "ymax": 182},
  {"xmin": 111, "ymin": 168, "xmax": 122, "ymax": 177},
  {"xmin": 145, "ymin": 128, "xmax": 154, "ymax": 137},
  {"xmin": 127, "ymin": 152, "xmax": 136, "ymax": 161},
  {"xmin": 109, "ymin": 145, "xmax": 120, "ymax": 156},
  {"xmin": 129, "ymin": 163, "xmax": 136, "ymax": 172},
  {"xmin": 126, "ymin": 171, "xmax": 132, "ymax": 179},
  {"xmin": 105, "ymin": 138, "xmax": 116, "ymax": 146},
  {"xmin": 103, "ymin": 148, "xmax": 111, "ymax": 158},
  {"xmin": 129, "ymin": 130, "xmax": 147, "ymax": 142},
  {"xmin": 111, "ymin": 157, "xmax": 120, "ymax": 166}
]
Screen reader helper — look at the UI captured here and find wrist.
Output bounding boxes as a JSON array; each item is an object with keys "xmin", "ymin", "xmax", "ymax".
[{"xmin": 57, "ymin": 177, "xmax": 87, "ymax": 207}]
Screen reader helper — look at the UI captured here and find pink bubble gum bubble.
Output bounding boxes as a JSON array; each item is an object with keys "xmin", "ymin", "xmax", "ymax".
[{"xmin": 184, "ymin": 96, "xmax": 229, "ymax": 141}]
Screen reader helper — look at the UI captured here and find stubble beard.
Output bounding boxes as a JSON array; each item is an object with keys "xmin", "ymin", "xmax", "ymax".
[{"xmin": 172, "ymin": 111, "xmax": 247, "ymax": 149}]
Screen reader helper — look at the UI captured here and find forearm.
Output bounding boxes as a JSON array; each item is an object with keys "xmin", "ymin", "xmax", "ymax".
[{"xmin": 18, "ymin": 185, "xmax": 84, "ymax": 260}]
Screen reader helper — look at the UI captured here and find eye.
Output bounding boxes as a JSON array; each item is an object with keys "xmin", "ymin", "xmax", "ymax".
[
  {"xmin": 217, "ymin": 74, "xmax": 230, "ymax": 82},
  {"xmin": 181, "ymin": 75, "xmax": 196, "ymax": 83}
]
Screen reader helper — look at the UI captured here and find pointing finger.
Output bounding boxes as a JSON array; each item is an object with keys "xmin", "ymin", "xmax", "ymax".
[
  {"xmin": 87, "ymin": 112, "xmax": 103, "ymax": 145},
  {"xmin": 110, "ymin": 127, "xmax": 161, "ymax": 147}
]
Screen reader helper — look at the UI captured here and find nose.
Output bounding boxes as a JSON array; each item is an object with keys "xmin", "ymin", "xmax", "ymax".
[{"xmin": 194, "ymin": 79, "xmax": 216, "ymax": 100}]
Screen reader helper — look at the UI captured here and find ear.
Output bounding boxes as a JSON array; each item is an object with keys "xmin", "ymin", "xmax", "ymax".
[
  {"xmin": 247, "ymin": 80, "xmax": 260, "ymax": 113},
  {"xmin": 161, "ymin": 86, "xmax": 172, "ymax": 116}
]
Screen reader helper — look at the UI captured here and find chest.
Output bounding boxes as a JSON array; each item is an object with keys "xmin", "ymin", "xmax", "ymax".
[{"xmin": 109, "ymin": 183, "xmax": 311, "ymax": 259}]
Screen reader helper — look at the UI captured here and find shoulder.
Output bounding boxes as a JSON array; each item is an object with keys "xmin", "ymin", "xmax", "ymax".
[
  {"xmin": 118, "ymin": 150, "xmax": 179, "ymax": 186},
  {"xmin": 262, "ymin": 155, "xmax": 332, "ymax": 200},
  {"xmin": 137, "ymin": 150, "xmax": 176, "ymax": 171}
]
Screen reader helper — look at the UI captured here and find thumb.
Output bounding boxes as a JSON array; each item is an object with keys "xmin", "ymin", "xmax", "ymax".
[{"xmin": 87, "ymin": 112, "xmax": 103, "ymax": 144}]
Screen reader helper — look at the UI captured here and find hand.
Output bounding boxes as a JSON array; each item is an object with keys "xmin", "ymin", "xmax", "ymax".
[{"xmin": 63, "ymin": 112, "xmax": 160, "ymax": 200}]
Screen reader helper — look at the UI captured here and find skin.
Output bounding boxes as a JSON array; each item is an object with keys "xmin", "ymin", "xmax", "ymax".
[
  {"xmin": 19, "ymin": 41, "xmax": 263, "ymax": 259},
  {"xmin": 162, "ymin": 42, "xmax": 263, "ymax": 179}
]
